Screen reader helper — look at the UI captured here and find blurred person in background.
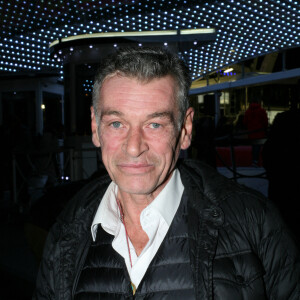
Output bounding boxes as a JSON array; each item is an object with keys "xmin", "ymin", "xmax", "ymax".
[
  {"xmin": 263, "ymin": 97, "xmax": 300, "ymax": 241},
  {"xmin": 243, "ymin": 99, "xmax": 268, "ymax": 166}
]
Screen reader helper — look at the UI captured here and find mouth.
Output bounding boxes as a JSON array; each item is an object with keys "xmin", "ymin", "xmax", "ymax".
[{"xmin": 118, "ymin": 163, "xmax": 154, "ymax": 174}]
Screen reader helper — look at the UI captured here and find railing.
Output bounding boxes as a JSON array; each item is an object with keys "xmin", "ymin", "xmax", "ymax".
[
  {"xmin": 214, "ymin": 129, "xmax": 268, "ymax": 181},
  {"xmin": 11, "ymin": 147, "xmax": 101, "ymax": 208}
]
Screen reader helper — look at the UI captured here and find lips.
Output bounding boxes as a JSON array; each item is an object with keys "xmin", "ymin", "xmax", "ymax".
[{"xmin": 117, "ymin": 163, "xmax": 154, "ymax": 174}]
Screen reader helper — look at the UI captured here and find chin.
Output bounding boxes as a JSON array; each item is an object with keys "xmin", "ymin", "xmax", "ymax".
[
  {"xmin": 116, "ymin": 176, "xmax": 159, "ymax": 195},
  {"xmin": 118, "ymin": 182, "xmax": 156, "ymax": 195}
]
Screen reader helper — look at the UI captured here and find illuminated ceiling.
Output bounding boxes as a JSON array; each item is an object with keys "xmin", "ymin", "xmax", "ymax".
[{"xmin": 0, "ymin": 0, "xmax": 299, "ymax": 80}]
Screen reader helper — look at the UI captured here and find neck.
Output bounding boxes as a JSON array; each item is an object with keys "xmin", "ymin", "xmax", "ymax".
[
  {"xmin": 117, "ymin": 192, "xmax": 153, "ymax": 226},
  {"xmin": 116, "ymin": 193, "xmax": 151, "ymax": 257},
  {"xmin": 116, "ymin": 169, "xmax": 175, "ymax": 225}
]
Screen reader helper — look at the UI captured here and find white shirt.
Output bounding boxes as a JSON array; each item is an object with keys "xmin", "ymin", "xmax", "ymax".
[{"xmin": 91, "ymin": 169, "xmax": 184, "ymax": 289}]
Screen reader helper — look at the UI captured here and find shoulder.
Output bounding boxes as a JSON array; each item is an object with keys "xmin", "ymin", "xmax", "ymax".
[
  {"xmin": 179, "ymin": 159, "xmax": 297, "ymax": 245},
  {"xmin": 178, "ymin": 159, "xmax": 270, "ymax": 228},
  {"xmin": 56, "ymin": 174, "xmax": 111, "ymax": 225},
  {"xmin": 178, "ymin": 159, "xmax": 265, "ymax": 204},
  {"xmin": 41, "ymin": 174, "xmax": 112, "ymax": 261}
]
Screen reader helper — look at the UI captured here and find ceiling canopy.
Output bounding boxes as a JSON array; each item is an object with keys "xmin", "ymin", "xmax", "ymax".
[{"xmin": 0, "ymin": 0, "xmax": 299, "ymax": 80}]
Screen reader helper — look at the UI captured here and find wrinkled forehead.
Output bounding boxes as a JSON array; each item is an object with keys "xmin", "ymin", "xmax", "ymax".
[
  {"xmin": 98, "ymin": 73, "xmax": 179, "ymax": 102},
  {"xmin": 100, "ymin": 73, "xmax": 176, "ymax": 98},
  {"xmin": 97, "ymin": 75, "xmax": 179, "ymax": 117}
]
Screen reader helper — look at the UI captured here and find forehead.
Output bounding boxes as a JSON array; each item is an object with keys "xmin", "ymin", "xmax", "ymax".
[{"xmin": 99, "ymin": 75, "xmax": 177, "ymax": 109}]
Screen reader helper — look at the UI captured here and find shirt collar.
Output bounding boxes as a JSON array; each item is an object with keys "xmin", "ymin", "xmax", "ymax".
[
  {"xmin": 144, "ymin": 169, "xmax": 183, "ymax": 227},
  {"xmin": 91, "ymin": 169, "xmax": 184, "ymax": 242},
  {"xmin": 91, "ymin": 181, "xmax": 119, "ymax": 241}
]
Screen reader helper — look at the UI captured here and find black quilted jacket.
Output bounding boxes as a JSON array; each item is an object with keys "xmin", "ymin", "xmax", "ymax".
[{"xmin": 33, "ymin": 160, "xmax": 300, "ymax": 300}]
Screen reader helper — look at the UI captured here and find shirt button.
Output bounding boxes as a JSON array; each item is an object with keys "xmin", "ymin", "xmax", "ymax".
[
  {"xmin": 211, "ymin": 209, "xmax": 220, "ymax": 218},
  {"xmin": 202, "ymin": 241, "xmax": 209, "ymax": 250}
]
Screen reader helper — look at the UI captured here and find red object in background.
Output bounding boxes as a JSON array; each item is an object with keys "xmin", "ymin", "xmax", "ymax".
[
  {"xmin": 243, "ymin": 103, "xmax": 268, "ymax": 139},
  {"xmin": 216, "ymin": 146, "xmax": 263, "ymax": 167}
]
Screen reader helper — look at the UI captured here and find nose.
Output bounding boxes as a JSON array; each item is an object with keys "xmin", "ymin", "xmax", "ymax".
[{"xmin": 123, "ymin": 127, "xmax": 149, "ymax": 157}]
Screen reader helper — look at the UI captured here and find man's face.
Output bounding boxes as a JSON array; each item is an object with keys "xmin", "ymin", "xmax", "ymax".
[{"xmin": 91, "ymin": 75, "xmax": 193, "ymax": 198}]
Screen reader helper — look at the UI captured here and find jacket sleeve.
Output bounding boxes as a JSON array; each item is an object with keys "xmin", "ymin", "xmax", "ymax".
[
  {"xmin": 32, "ymin": 222, "xmax": 61, "ymax": 300},
  {"xmin": 257, "ymin": 199, "xmax": 300, "ymax": 299}
]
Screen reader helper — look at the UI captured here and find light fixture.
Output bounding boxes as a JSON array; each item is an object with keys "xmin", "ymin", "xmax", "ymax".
[{"xmin": 223, "ymin": 67, "xmax": 234, "ymax": 73}]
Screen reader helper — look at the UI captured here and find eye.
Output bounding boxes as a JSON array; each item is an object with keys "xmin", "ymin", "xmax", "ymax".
[
  {"xmin": 111, "ymin": 121, "xmax": 122, "ymax": 128},
  {"xmin": 150, "ymin": 123, "xmax": 161, "ymax": 129}
]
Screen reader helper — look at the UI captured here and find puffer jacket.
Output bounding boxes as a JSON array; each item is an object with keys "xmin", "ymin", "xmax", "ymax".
[{"xmin": 33, "ymin": 160, "xmax": 300, "ymax": 300}]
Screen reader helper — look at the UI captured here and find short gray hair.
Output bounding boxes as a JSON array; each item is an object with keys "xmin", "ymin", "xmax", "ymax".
[{"xmin": 92, "ymin": 47, "xmax": 191, "ymax": 128}]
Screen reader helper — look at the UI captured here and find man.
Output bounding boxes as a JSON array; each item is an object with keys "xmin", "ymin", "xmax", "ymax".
[
  {"xmin": 34, "ymin": 47, "xmax": 299, "ymax": 299},
  {"xmin": 243, "ymin": 99, "xmax": 268, "ymax": 166},
  {"xmin": 262, "ymin": 97, "xmax": 300, "ymax": 241}
]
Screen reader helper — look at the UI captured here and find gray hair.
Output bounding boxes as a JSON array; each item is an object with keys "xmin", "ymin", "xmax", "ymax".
[{"xmin": 92, "ymin": 47, "xmax": 191, "ymax": 129}]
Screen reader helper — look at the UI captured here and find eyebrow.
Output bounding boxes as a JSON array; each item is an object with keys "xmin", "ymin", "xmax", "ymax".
[
  {"xmin": 147, "ymin": 111, "xmax": 175, "ymax": 123},
  {"xmin": 100, "ymin": 110, "xmax": 123, "ymax": 120},
  {"xmin": 100, "ymin": 110, "xmax": 176, "ymax": 125}
]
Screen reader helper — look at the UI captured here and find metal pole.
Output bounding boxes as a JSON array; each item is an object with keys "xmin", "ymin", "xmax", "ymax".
[
  {"xmin": 12, "ymin": 154, "xmax": 17, "ymax": 205},
  {"xmin": 214, "ymin": 91, "xmax": 220, "ymax": 128},
  {"xmin": 229, "ymin": 135, "xmax": 237, "ymax": 182},
  {"xmin": 70, "ymin": 63, "xmax": 77, "ymax": 134},
  {"xmin": 70, "ymin": 148, "xmax": 74, "ymax": 181},
  {"xmin": 245, "ymin": 87, "xmax": 248, "ymax": 111}
]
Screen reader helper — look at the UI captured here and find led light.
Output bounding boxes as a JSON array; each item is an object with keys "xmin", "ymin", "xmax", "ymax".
[{"xmin": 223, "ymin": 68, "xmax": 234, "ymax": 73}]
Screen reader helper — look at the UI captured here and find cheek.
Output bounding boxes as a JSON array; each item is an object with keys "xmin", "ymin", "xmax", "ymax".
[
  {"xmin": 146, "ymin": 134, "xmax": 178, "ymax": 157},
  {"xmin": 99, "ymin": 134, "xmax": 122, "ymax": 160}
]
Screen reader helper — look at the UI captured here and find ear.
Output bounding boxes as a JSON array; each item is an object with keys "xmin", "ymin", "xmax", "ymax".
[
  {"xmin": 91, "ymin": 106, "xmax": 101, "ymax": 147},
  {"xmin": 180, "ymin": 107, "xmax": 194, "ymax": 150}
]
